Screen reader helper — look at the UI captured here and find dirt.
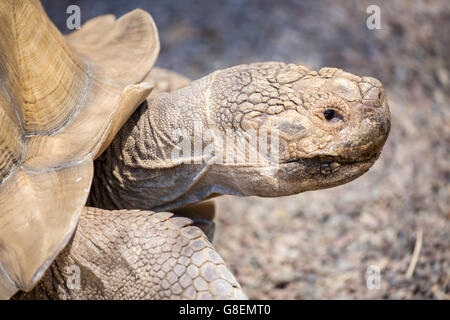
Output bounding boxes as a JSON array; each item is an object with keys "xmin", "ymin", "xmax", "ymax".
[{"xmin": 43, "ymin": 0, "xmax": 449, "ymax": 299}]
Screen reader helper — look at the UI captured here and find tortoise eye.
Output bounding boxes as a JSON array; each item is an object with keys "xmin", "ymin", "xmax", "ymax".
[{"xmin": 324, "ymin": 109, "xmax": 335, "ymax": 120}]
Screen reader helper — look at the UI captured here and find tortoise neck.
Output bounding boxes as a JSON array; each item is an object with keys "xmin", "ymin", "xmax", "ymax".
[{"xmin": 88, "ymin": 78, "xmax": 216, "ymax": 211}]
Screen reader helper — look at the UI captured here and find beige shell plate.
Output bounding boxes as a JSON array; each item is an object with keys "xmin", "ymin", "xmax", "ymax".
[{"xmin": 0, "ymin": 0, "xmax": 159, "ymax": 298}]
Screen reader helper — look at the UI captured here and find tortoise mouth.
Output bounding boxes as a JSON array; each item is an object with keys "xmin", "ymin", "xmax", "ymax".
[
  {"xmin": 277, "ymin": 152, "xmax": 380, "ymax": 192},
  {"xmin": 281, "ymin": 150, "xmax": 381, "ymax": 167}
]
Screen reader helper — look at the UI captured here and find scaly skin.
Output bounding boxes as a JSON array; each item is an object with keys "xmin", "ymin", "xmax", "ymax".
[
  {"xmin": 89, "ymin": 62, "xmax": 390, "ymax": 212},
  {"xmin": 14, "ymin": 207, "xmax": 246, "ymax": 300}
]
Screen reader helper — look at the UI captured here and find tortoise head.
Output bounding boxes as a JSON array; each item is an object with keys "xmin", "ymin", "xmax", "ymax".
[{"xmin": 206, "ymin": 63, "xmax": 391, "ymax": 196}]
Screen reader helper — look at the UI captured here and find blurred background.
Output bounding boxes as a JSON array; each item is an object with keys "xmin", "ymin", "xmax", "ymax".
[{"xmin": 43, "ymin": 0, "xmax": 449, "ymax": 299}]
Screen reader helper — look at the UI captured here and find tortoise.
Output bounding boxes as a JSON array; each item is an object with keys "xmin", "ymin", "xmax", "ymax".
[{"xmin": 0, "ymin": 1, "xmax": 390, "ymax": 299}]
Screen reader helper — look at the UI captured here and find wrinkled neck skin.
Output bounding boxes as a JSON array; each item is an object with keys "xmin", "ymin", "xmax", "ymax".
[
  {"xmin": 90, "ymin": 74, "xmax": 276, "ymax": 212},
  {"xmin": 89, "ymin": 63, "xmax": 390, "ymax": 212},
  {"xmin": 90, "ymin": 76, "xmax": 211, "ymax": 211}
]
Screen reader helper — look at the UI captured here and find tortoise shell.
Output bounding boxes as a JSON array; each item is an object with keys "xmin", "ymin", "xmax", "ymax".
[{"xmin": 0, "ymin": 0, "xmax": 159, "ymax": 297}]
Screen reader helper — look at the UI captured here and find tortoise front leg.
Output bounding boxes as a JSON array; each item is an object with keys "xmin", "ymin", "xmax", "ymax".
[{"xmin": 13, "ymin": 207, "xmax": 246, "ymax": 300}]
